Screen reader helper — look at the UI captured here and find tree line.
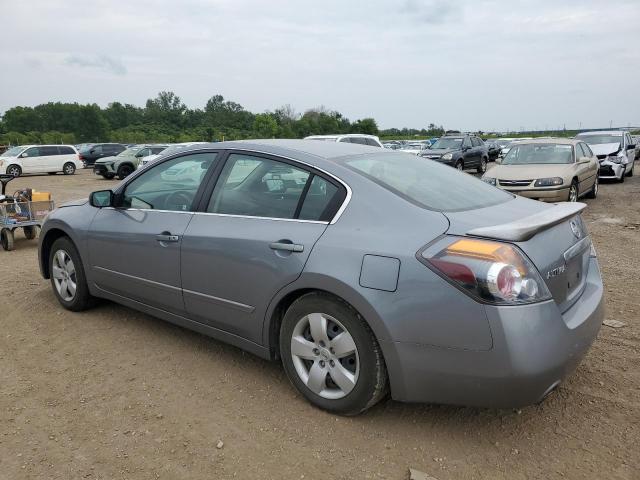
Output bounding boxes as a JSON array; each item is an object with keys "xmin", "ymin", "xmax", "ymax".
[{"xmin": 0, "ymin": 91, "xmax": 446, "ymax": 145}]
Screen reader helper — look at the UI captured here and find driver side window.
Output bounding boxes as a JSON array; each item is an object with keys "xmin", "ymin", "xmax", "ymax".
[{"xmin": 122, "ymin": 152, "xmax": 218, "ymax": 211}]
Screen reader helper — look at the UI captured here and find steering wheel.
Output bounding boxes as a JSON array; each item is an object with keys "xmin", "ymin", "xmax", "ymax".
[{"xmin": 164, "ymin": 191, "xmax": 194, "ymax": 211}]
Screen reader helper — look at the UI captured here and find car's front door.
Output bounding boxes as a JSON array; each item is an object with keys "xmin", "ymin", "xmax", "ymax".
[
  {"xmin": 87, "ymin": 152, "xmax": 219, "ymax": 315},
  {"xmin": 461, "ymin": 136, "xmax": 476, "ymax": 166},
  {"xmin": 21, "ymin": 147, "xmax": 45, "ymax": 173},
  {"xmin": 180, "ymin": 151, "xmax": 346, "ymax": 344}
]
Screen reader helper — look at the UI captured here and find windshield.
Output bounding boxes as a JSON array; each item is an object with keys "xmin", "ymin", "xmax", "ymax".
[
  {"xmin": 343, "ymin": 153, "xmax": 512, "ymax": 212},
  {"xmin": 1, "ymin": 146, "xmax": 25, "ymax": 157},
  {"xmin": 577, "ymin": 134, "xmax": 622, "ymax": 145},
  {"xmin": 431, "ymin": 137, "xmax": 464, "ymax": 149},
  {"xmin": 117, "ymin": 146, "xmax": 141, "ymax": 157},
  {"xmin": 503, "ymin": 144, "xmax": 574, "ymax": 165}
]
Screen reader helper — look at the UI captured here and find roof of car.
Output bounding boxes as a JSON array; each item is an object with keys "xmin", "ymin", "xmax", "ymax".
[
  {"xmin": 305, "ymin": 134, "xmax": 379, "ymax": 139},
  {"xmin": 512, "ymin": 138, "xmax": 580, "ymax": 145},
  {"xmin": 179, "ymin": 139, "xmax": 383, "ymax": 161},
  {"xmin": 576, "ymin": 131, "xmax": 625, "ymax": 136}
]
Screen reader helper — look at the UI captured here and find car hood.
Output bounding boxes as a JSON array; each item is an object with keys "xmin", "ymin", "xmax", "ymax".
[
  {"xmin": 488, "ymin": 163, "xmax": 574, "ymax": 180},
  {"xmin": 59, "ymin": 198, "xmax": 88, "ymax": 208},
  {"xmin": 423, "ymin": 148, "xmax": 457, "ymax": 155},
  {"xmin": 94, "ymin": 155, "xmax": 119, "ymax": 164},
  {"xmin": 587, "ymin": 143, "xmax": 620, "ymax": 156}
]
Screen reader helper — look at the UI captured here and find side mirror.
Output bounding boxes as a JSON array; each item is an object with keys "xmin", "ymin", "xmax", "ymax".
[
  {"xmin": 578, "ymin": 157, "xmax": 591, "ymax": 164},
  {"xmin": 19, "ymin": 153, "xmax": 28, "ymax": 158},
  {"xmin": 89, "ymin": 149, "xmax": 96, "ymax": 154},
  {"xmin": 134, "ymin": 153, "xmax": 143, "ymax": 158},
  {"xmin": 89, "ymin": 190, "xmax": 113, "ymax": 208}
]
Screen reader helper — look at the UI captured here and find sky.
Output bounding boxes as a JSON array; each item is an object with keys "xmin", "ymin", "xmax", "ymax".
[{"xmin": 1, "ymin": 0, "xmax": 639, "ymax": 131}]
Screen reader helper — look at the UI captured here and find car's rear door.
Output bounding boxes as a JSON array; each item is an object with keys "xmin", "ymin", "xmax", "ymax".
[
  {"xmin": 180, "ymin": 151, "xmax": 346, "ymax": 344},
  {"xmin": 87, "ymin": 151, "xmax": 220, "ymax": 315}
]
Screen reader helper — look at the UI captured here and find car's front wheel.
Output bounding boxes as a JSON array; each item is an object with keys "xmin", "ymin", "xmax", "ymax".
[
  {"xmin": 6, "ymin": 164, "xmax": 21, "ymax": 177},
  {"xmin": 280, "ymin": 292, "xmax": 388, "ymax": 415},
  {"xmin": 49, "ymin": 237, "xmax": 93, "ymax": 311},
  {"xmin": 626, "ymin": 161, "xmax": 634, "ymax": 177},
  {"xmin": 568, "ymin": 180, "xmax": 579, "ymax": 202},
  {"xmin": 455, "ymin": 160, "xmax": 464, "ymax": 171},
  {"xmin": 117, "ymin": 164, "xmax": 134, "ymax": 180}
]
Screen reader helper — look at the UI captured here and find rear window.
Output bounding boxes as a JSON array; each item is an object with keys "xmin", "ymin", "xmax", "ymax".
[{"xmin": 343, "ymin": 153, "xmax": 512, "ymax": 212}]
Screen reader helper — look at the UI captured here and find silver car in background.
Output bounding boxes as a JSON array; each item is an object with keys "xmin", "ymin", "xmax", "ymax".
[
  {"xmin": 38, "ymin": 140, "xmax": 604, "ymax": 415},
  {"xmin": 575, "ymin": 130, "xmax": 636, "ymax": 182}
]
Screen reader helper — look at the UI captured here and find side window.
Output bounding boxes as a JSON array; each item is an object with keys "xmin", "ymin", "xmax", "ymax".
[
  {"xmin": 582, "ymin": 143, "xmax": 593, "ymax": 156},
  {"xmin": 91, "ymin": 145, "xmax": 103, "ymax": 155},
  {"xmin": 575, "ymin": 144, "xmax": 585, "ymax": 160},
  {"xmin": 40, "ymin": 146, "xmax": 59, "ymax": 156},
  {"xmin": 350, "ymin": 137, "xmax": 368, "ymax": 145},
  {"xmin": 207, "ymin": 154, "xmax": 311, "ymax": 220},
  {"xmin": 338, "ymin": 138, "xmax": 351, "ymax": 143},
  {"xmin": 470, "ymin": 138, "xmax": 478, "ymax": 147},
  {"xmin": 151, "ymin": 147, "xmax": 166, "ymax": 154},
  {"xmin": 462, "ymin": 137, "xmax": 472, "ymax": 148},
  {"xmin": 122, "ymin": 152, "xmax": 218, "ymax": 211},
  {"xmin": 365, "ymin": 138, "xmax": 379, "ymax": 147},
  {"xmin": 23, "ymin": 147, "xmax": 40, "ymax": 157},
  {"xmin": 137, "ymin": 148, "xmax": 151, "ymax": 157},
  {"xmin": 59, "ymin": 146, "xmax": 75, "ymax": 155},
  {"xmin": 298, "ymin": 176, "xmax": 341, "ymax": 221}
]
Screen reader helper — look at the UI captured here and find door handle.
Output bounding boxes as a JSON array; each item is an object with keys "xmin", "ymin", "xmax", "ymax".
[
  {"xmin": 156, "ymin": 233, "xmax": 180, "ymax": 243},
  {"xmin": 270, "ymin": 242, "xmax": 304, "ymax": 253}
]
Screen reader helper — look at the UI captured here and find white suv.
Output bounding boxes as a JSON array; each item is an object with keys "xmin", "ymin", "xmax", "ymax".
[
  {"xmin": 0, "ymin": 145, "xmax": 81, "ymax": 177},
  {"xmin": 575, "ymin": 131, "xmax": 636, "ymax": 182},
  {"xmin": 304, "ymin": 134, "xmax": 383, "ymax": 147}
]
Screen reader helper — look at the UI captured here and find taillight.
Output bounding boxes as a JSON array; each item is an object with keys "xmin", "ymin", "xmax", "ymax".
[
  {"xmin": 78, "ymin": 154, "xmax": 85, "ymax": 160},
  {"xmin": 418, "ymin": 237, "xmax": 551, "ymax": 305}
]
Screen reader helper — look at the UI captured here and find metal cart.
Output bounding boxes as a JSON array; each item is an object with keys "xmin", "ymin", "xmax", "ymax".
[{"xmin": 0, "ymin": 174, "xmax": 55, "ymax": 251}]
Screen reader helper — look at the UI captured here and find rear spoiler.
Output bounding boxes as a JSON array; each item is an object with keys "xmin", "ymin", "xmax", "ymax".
[{"xmin": 467, "ymin": 202, "xmax": 587, "ymax": 242}]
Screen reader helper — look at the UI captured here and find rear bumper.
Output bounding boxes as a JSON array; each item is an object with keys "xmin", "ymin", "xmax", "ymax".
[
  {"xmin": 383, "ymin": 257, "xmax": 604, "ymax": 408},
  {"xmin": 500, "ymin": 186, "xmax": 570, "ymax": 202}
]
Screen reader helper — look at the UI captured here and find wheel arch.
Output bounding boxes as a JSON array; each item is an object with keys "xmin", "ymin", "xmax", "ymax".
[
  {"xmin": 39, "ymin": 227, "xmax": 78, "ymax": 278},
  {"xmin": 263, "ymin": 275, "xmax": 393, "ymax": 361}
]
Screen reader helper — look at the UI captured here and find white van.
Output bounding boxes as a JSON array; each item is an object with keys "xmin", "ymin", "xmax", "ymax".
[
  {"xmin": 304, "ymin": 134, "xmax": 384, "ymax": 147},
  {"xmin": 0, "ymin": 145, "xmax": 81, "ymax": 177}
]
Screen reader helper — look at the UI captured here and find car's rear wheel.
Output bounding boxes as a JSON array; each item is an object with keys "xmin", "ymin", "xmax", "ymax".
[
  {"xmin": 455, "ymin": 160, "xmax": 464, "ymax": 171},
  {"xmin": 63, "ymin": 162, "xmax": 76, "ymax": 175},
  {"xmin": 6, "ymin": 164, "xmax": 21, "ymax": 177},
  {"xmin": 117, "ymin": 164, "xmax": 133, "ymax": 180},
  {"xmin": 477, "ymin": 157, "xmax": 488, "ymax": 174},
  {"xmin": 279, "ymin": 292, "xmax": 388, "ymax": 415},
  {"xmin": 568, "ymin": 180, "xmax": 579, "ymax": 202},
  {"xmin": 586, "ymin": 175, "xmax": 598, "ymax": 199},
  {"xmin": 49, "ymin": 237, "xmax": 93, "ymax": 311}
]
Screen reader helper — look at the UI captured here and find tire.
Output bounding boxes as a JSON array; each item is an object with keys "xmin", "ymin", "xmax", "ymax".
[
  {"xmin": 477, "ymin": 157, "xmax": 488, "ymax": 174},
  {"xmin": 6, "ymin": 164, "xmax": 21, "ymax": 177},
  {"xmin": 455, "ymin": 160, "xmax": 464, "ymax": 171},
  {"xmin": 49, "ymin": 237, "xmax": 93, "ymax": 311},
  {"xmin": 1, "ymin": 228, "xmax": 14, "ymax": 251},
  {"xmin": 63, "ymin": 162, "xmax": 76, "ymax": 175},
  {"xmin": 626, "ymin": 161, "xmax": 634, "ymax": 177},
  {"xmin": 586, "ymin": 175, "xmax": 598, "ymax": 199},
  {"xmin": 568, "ymin": 180, "xmax": 579, "ymax": 202},
  {"xmin": 619, "ymin": 169, "xmax": 625, "ymax": 183},
  {"xmin": 279, "ymin": 292, "xmax": 388, "ymax": 416},
  {"xmin": 116, "ymin": 164, "xmax": 134, "ymax": 180},
  {"xmin": 104, "ymin": 173, "xmax": 115, "ymax": 180},
  {"xmin": 23, "ymin": 225, "xmax": 38, "ymax": 240}
]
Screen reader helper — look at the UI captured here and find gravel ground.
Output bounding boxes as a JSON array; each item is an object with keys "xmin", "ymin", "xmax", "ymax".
[{"xmin": 1, "ymin": 165, "xmax": 638, "ymax": 479}]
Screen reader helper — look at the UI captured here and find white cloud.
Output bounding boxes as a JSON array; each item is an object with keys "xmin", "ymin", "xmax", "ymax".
[{"xmin": 0, "ymin": 0, "xmax": 638, "ymax": 130}]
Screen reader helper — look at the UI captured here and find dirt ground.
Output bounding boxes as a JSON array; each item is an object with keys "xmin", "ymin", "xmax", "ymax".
[{"xmin": 1, "ymin": 165, "xmax": 638, "ymax": 480}]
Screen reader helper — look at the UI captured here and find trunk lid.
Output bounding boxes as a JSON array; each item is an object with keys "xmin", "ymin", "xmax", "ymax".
[{"xmin": 444, "ymin": 196, "xmax": 591, "ymax": 312}]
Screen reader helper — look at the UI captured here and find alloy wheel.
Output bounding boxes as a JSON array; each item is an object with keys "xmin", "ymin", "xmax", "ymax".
[
  {"xmin": 569, "ymin": 184, "xmax": 578, "ymax": 202},
  {"xmin": 52, "ymin": 249, "xmax": 77, "ymax": 301},
  {"xmin": 456, "ymin": 162, "xmax": 464, "ymax": 171},
  {"xmin": 290, "ymin": 312, "xmax": 359, "ymax": 400},
  {"xmin": 8, "ymin": 165, "xmax": 20, "ymax": 177},
  {"xmin": 64, "ymin": 163, "xmax": 75, "ymax": 175}
]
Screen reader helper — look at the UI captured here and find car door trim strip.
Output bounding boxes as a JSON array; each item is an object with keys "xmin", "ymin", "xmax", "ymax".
[{"xmin": 183, "ymin": 288, "xmax": 255, "ymax": 313}]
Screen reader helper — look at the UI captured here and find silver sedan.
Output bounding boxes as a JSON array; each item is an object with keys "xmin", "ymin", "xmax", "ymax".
[{"xmin": 38, "ymin": 140, "xmax": 604, "ymax": 415}]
